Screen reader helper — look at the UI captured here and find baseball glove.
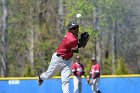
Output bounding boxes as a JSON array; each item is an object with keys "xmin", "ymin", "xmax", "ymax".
[{"xmin": 79, "ymin": 32, "xmax": 90, "ymax": 48}]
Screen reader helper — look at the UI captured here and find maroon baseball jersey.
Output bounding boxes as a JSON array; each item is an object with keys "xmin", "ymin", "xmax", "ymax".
[
  {"xmin": 72, "ymin": 62, "xmax": 85, "ymax": 77},
  {"xmin": 90, "ymin": 63, "xmax": 100, "ymax": 79},
  {"xmin": 56, "ymin": 32, "xmax": 78, "ymax": 60}
]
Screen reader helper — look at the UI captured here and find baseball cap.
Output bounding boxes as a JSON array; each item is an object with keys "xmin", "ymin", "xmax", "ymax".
[
  {"xmin": 68, "ymin": 21, "xmax": 79, "ymax": 30},
  {"xmin": 91, "ymin": 57, "xmax": 96, "ymax": 61},
  {"xmin": 76, "ymin": 56, "xmax": 80, "ymax": 59}
]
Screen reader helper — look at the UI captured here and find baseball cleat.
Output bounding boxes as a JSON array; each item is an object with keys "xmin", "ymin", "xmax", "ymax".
[
  {"xmin": 97, "ymin": 90, "xmax": 101, "ymax": 93},
  {"xmin": 38, "ymin": 76, "xmax": 43, "ymax": 86}
]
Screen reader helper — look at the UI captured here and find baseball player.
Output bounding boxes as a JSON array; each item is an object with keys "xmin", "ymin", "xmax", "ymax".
[
  {"xmin": 38, "ymin": 21, "xmax": 89, "ymax": 93},
  {"xmin": 86, "ymin": 57, "xmax": 101, "ymax": 93},
  {"xmin": 72, "ymin": 56, "xmax": 86, "ymax": 93}
]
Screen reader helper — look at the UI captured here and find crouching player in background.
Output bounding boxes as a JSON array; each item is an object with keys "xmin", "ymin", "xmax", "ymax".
[
  {"xmin": 86, "ymin": 57, "xmax": 101, "ymax": 93},
  {"xmin": 72, "ymin": 56, "xmax": 86, "ymax": 93}
]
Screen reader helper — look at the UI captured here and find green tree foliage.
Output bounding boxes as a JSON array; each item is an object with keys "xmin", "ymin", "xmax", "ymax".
[
  {"xmin": 23, "ymin": 64, "xmax": 34, "ymax": 77},
  {"xmin": 115, "ymin": 58, "xmax": 128, "ymax": 75},
  {"xmin": 102, "ymin": 56, "xmax": 112, "ymax": 75},
  {"xmin": 96, "ymin": 0, "xmax": 139, "ymax": 74},
  {"xmin": 65, "ymin": 0, "xmax": 94, "ymax": 24},
  {"xmin": 0, "ymin": 0, "xmax": 60, "ymax": 76},
  {"xmin": 102, "ymin": 56, "xmax": 128, "ymax": 75}
]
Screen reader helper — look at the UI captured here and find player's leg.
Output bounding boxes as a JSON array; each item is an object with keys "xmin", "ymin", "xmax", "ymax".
[
  {"xmin": 78, "ymin": 77, "xmax": 82, "ymax": 93},
  {"xmin": 40, "ymin": 53, "xmax": 62, "ymax": 79},
  {"xmin": 38, "ymin": 53, "xmax": 64, "ymax": 85},
  {"xmin": 73, "ymin": 76, "xmax": 79, "ymax": 93},
  {"xmin": 92, "ymin": 78, "xmax": 100, "ymax": 93},
  {"xmin": 61, "ymin": 59, "xmax": 72, "ymax": 93},
  {"xmin": 95, "ymin": 78, "xmax": 100, "ymax": 93},
  {"xmin": 91, "ymin": 78, "xmax": 97, "ymax": 93}
]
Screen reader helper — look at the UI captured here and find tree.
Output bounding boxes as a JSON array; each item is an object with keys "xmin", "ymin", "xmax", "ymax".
[
  {"xmin": 97, "ymin": 0, "xmax": 131, "ymax": 74},
  {"xmin": 115, "ymin": 58, "xmax": 128, "ymax": 75},
  {"xmin": 1, "ymin": 0, "xmax": 9, "ymax": 76}
]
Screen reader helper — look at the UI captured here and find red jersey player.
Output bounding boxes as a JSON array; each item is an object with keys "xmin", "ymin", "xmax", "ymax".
[
  {"xmin": 86, "ymin": 57, "xmax": 101, "ymax": 93},
  {"xmin": 38, "ymin": 21, "xmax": 82, "ymax": 93},
  {"xmin": 72, "ymin": 56, "xmax": 86, "ymax": 93}
]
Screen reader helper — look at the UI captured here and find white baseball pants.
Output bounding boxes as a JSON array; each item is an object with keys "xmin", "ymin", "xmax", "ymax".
[
  {"xmin": 73, "ymin": 76, "xmax": 82, "ymax": 93},
  {"xmin": 40, "ymin": 52, "xmax": 72, "ymax": 93},
  {"xmin": 88, "ymin": 78, "xmax": 100, "ymax": 93}
]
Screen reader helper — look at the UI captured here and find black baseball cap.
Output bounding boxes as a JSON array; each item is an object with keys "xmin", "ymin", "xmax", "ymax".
[{"xmin": 68, "ymin": 21, "xmax": 79, "ymax": 30}]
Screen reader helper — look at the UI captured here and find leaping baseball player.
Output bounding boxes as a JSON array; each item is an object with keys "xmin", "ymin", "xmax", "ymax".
[{"xmin": 38, "ymin": 21, "xmax": 90, "ymax": 93}]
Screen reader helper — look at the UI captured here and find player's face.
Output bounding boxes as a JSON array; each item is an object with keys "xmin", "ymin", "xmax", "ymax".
[
  {"xmin": 91, "ymin": 60, "xmax": 96, "ymax": 64},
  {"xmin": 71, "ymin": 27, "xmax": 79, "ymax": 36},
  {"xmin": 76, "ymin": 57, "xmax": 80, "ymax": 63},
  {"xmin": 76, "ymin": 58, "xmax": 80, "ymax": 62}
]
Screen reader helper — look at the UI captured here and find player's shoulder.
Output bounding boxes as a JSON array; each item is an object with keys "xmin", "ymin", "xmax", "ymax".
[
  {"xmin": 95, "ymin": 64, "xmax": 101, "ymax": 68},
  {"xmin": 67, "ymin": 32, "xmax": 77, "ymax": 40},
  {"xmin": 97, "ymin": 63, "xmax": 101, "ymax": 66},
  {"xmin": 72, "ymin": 62, "xmax": 77, "ymax": 66},
  {"xmin": 95, "ymin": 63, "xmax": 100, "ymax": 66}
]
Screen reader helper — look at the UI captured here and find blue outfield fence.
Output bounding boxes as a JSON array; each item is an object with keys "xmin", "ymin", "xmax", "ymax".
[{"xmin": 0, "ymin": 75, "xmax": 140, "ymax": 93}]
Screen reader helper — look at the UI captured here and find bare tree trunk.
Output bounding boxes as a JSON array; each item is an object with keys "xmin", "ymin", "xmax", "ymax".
[
  {"xmin": 98, "ymin": 30, "xmax": 103, "ymax": 73},
  {"xmin": 57, "ymin": 0, "xmax": 65, "ymax": 40},
  {"xmin": 1, "ymin": 0, "xmax": 8, "ymax": 77},
  {"xmin": 93, "ymin": 0, "xmax": 100, "ymax": 64},
  {"xmin": 93, "ymin": 2, "xmax": 98, "ymax": 58},
  {"xmin": 111, "ymin": 22, "xmax": 116, "ymax": 74},
  {"xmin": 28, "ymin": 26, "xmax": 34, "ymax": 70},
  {"xmin": 28, "ymin": 3, "xmax": 34, "ymax": 70}
]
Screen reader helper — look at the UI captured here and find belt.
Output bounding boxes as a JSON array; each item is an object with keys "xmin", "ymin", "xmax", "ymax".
[
  {"xmin": 56, "ymin": 54, "xmax": 61, "ymax": 57},
  {"xmin": 56, "ymin": 54, "xmax": 69, "ymax": 60}
]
